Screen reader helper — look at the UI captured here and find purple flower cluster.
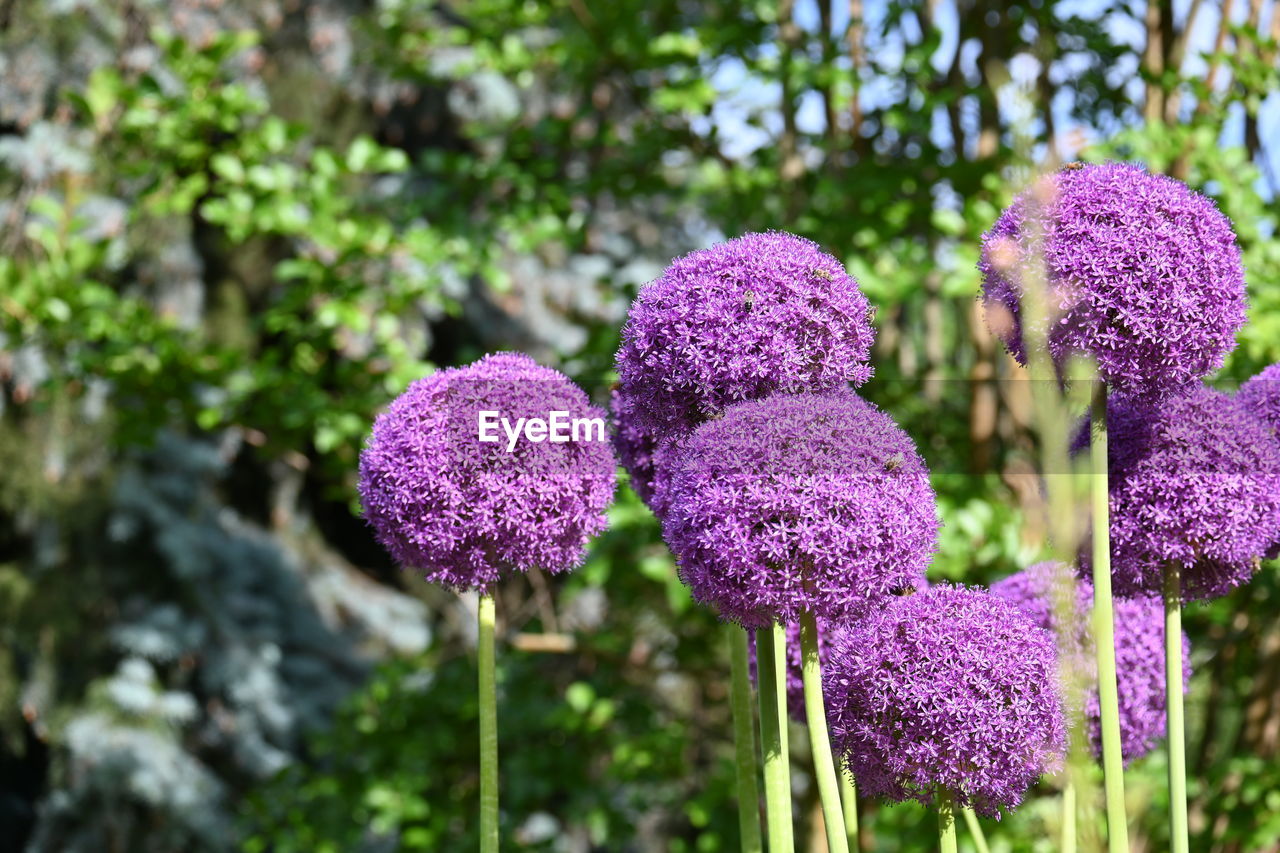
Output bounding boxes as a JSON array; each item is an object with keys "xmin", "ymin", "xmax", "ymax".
[
  {"xmin": 1237, "ymin": 363, "xmax": 1280, "ymax": 437},
  {"xmin": 610, "ymin": 389, "xmax": 679, "ymax": 517},
  {"xmin": 1086, "ymin": 386, "xmax": 1280, "ymax": 600},
  {"xmin": 1236, "ymin": 364, "xmax": 1280, "ymax": 558},
  {"xmin": 979, "ymin": 163, "xmax": 1245, "ymax": 397},
  {"xmin": 358, "ymin": 353, "xmax": 617, "ymax": 591},
  {"xmin": 991, "ymin": 563, "xmax": 1190, "ymax": 764},
  {"xmin": 662, "ymin": 390, "xmax": 938, "ymax": 628},
  {"xmin": 825, "ymin": 585, "xmax": 1067, "ymax": 818},
  {"xmin": 615, "ymin": 231, "xmax": 876, "ymax": 442}
]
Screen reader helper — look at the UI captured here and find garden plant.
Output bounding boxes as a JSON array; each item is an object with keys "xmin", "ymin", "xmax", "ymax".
[
  {"xmin": 3, "ymin": 2, "xmax": 1280, "ymax": 852},
  {"xmin": 359, "ymin": 162, "xmax": 1279, "ymax": 851}
]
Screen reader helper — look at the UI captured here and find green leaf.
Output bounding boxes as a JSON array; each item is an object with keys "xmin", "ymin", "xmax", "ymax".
[
  {"xmin": 84, "ymin": 67, "xmax": 122, "ymax": 123},
  {"xmin": 346, "ymin": 136, "xmax": 379, "ymax": 172},
  {"xmin": 27, "ymin": 195, "xmax": 65, "ymax": 222},
  {"xmin": 210, "ymin": 153, "xmax": 246, "ymax": 183}
]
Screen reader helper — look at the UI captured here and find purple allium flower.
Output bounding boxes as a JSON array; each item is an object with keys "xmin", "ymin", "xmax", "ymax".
[
  {"xmin": 1237, "ymin": 363, "xmax": 1280, "ymax": 437},
  {"xmin": 615, "ymin": 231, "xmax": 876, "ymax": 439},
  {"xmin": 991, "ymin": 562, "xmax": 1190, "ymax": 765},
  {"xmin": 610, "ymin": 389, "xmax": 679, "ymax": 517},
  {"xmin": 1082, "ymin": 386, "xmax": 1280, "ymax": 600},
  {"xmin": 979, "ymin": 163, "xmax": 1245, "ymax": 397},
  {"xmin": 1236, "ymin": 364, "xmax": 1280, "ymax": 558},
  {"xmin": 358, "ymin": 353, "xmax": 617, "ymax": 591},
  {"xmin": 662, "ymin": 391, "xmax": 938, "ymax": 628},
  {"xmin": 825, "ymin": 584, "xmax": 1067, "ymax": 818}
]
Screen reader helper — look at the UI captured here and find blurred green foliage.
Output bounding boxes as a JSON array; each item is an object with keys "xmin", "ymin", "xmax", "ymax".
[{"xmin": 7, "ymin": 30, "xmax": 466, "ymax": 465}]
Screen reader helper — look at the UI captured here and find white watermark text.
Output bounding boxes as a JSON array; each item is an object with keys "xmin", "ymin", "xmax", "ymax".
[{"xmin": 478, "ymin": 410, "xmax": 607, "ymax": 452}]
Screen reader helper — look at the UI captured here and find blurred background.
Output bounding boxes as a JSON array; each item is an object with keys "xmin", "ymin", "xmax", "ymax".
[{"xmin": 1, "ymin": 0, "xmax": 1279, "ymax": 850}]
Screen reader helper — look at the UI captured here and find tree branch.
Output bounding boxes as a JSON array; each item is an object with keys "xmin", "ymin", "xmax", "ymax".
[
  {"xmin": 1165, "ymin": 0, "xmax": 1206, "ymax": 123},
  {"xmin": 818, "ymin": 0, "xmax": 838, "ymax": 169},
  {"xmin": 847, "ymin": 0, "xmax": 866, "ymax": 154},
  {"xmin": 1144, "ymin": 0, "xmax": 1168, "ymax": 125},
  {"xmin": 1197, "ymin": 0, "xmax": 1235, "ymax": 117},
  {"xmin": 778, "ymin": 0, "xmax": 803, "ymax": 183}
]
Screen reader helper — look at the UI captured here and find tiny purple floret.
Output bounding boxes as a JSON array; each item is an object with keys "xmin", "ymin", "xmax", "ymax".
[
  {"xmin": 748, "ymin": 620, "xmax": 849, "ymax": 724},
  {"xmin": 1083, "ymin": 386, "xmax": 1280, "ymax": 600},
  {"xmin": 1236, "ymin": 363, "xmax": 1280, "ymax": 558},
  {"xmin": 610, "ymin": 389, "xmax": 680, "ymax": 517},
  {"xmin": 1237, "ymin": 363, "xmax": 1280, "ymax": 437},
  {"xmin": 747, "ymin": 584, "xmax": 927, "ymax": 724}
]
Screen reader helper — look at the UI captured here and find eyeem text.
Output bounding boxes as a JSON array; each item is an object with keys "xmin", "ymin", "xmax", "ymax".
[{"xmin": 478, "ymin": 411, "xmax": 607, "ymax": 452}]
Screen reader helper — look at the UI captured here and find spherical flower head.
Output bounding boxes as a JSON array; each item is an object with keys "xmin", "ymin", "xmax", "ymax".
[
  {"xmin": 825, "ymin": 584, "xmax": 1066, "ymax": 818},
  {"xmin": 662, "ymin": 390, "xmax": 938, "ymax": 628},
  {"xmin": 616, "ymin": 231, "xmax": 876, "ymax": 439},
  {"xmin": 991, "ymin": 563, "xmax": 1190, "ymax": 764},
  {"xmin": 979, "ymin": 163, "xmax": 1245, "ymax": 397},
  {"xmin": 1083, "ymin": 386, "xmax": 1280, "ymax": 600},
  {"xmin": 1237, "ymin": 363, "xmax": 1280, "ymax": 437},
  {"xmin": 358, "ymin": 353, "xmax": 617, "ymax": 591}
]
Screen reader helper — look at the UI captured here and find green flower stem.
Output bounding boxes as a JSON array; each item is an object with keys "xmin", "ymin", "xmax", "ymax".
[
  {"xmin": 478, "ymin": 592, "xmax": 499, "ymax": 853},
  {"xmin": 1091, "ymin": 383, "xmax": 1131, "ymax": 853},
  {"xmin": 1022, "ymin": 207, "xmax": 1100, "ymax": 853},
  {"xmin": 840, "ymin": 769, "xmax": 858, "ymax": 851},
  {"xmin": 1061, "ymin": 777, "xmax": 1077, "ymax": 853},
  {"xmin": 1163, "ymin": 562, "xmax": 1189, "ymax": 853},
  {"xmin": 799, "ymin": 612, "xmax": 848, "ymax": 853},
  {"xmin": 962, "ymin": 807, "xmax": 990, "ymax": 853},
  {"xmin": 729, "ymin": 624, "xmax": 764, "ymax": 853},
  {"xmin": 938, "ymin": 790, "xmax": 958, "ymax": 853},
  {"xmin": 756, "ymin": 623, "xmax": 794, "ymax": 852}
]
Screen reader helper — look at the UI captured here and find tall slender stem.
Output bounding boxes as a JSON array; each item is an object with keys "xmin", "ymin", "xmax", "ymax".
[
  {"xmin": 962, "ymin": 806, "xmax": 991, "ymax": 853},
  {"xmin": 757, "ymin": 623, "xmax": 795, "ymax": 852},
  {"xmin": 478, "ymin": 593, "xmax": 499, "ymax": 852},
  {"xmin": 1164, "ymin": 562, "xmax": 1189, "ymax": 853},
  {"xmin": 938, "ymin": 790, "xmax": 958, "ymax": 853},
  {"xmin": 840, "ymin": 770, "xmax": 858, "ymax": 851},
  {"xmin": 799, "ymin": 612, "xmax": 849, "ymax": 853},
  {"xmin": 729, "ymin": 624, "xmax": 764, "ymax": 853},
  {"xmin": 1062, "ymin": 777, "xmax": 1077, "ymax": 853},
  {"xmin": 1090, "ymin": 383, "xmax": 1131, "ymax": 853},
  {"xmin": 1021, "ymin": 185, "xmax": 1100, "ymax": 852}
]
